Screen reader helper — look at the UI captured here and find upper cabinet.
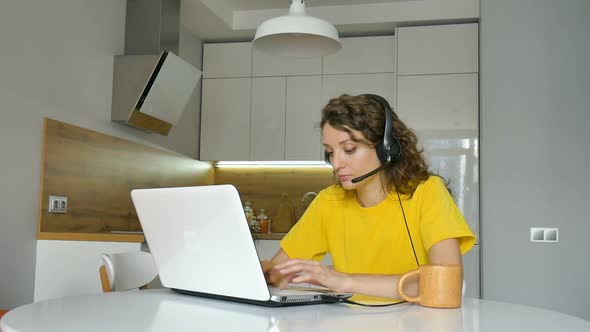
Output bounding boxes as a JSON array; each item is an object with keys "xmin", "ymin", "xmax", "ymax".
[
  {"xmin": 397, "ymin": 74, "xmax": 478, "ymax": 131},
  {"xmin": 200, "ymin": 78, "xmax": 252, "ymax": 161},
  {"xmin": 250, "ymin": 77, "xmax": 287, "ymax": 160},
  {"xmin": 322, "ymin": 73, "xmax": 396, "ymax": 107},
  {"xmin": 203, "ymin": 42, "xmax": 252, "ymax": 78},
  {"xmin": 252, "ymin": 48, "xmax": 321, "ymax": 77},
  {"xmin": 323, "ymin": 36, "xmax": 396, "ymax": 74},
  {"xmin": 397, "ymin": 24, "xmax": 479, "ymax": 75},
  {"xmin": 200, "ymin": 36, "xmax": 397, "ymax": 161},
  {"xmin": 285, "ymin": 76, "xmax": 323, "ymax": 160}
]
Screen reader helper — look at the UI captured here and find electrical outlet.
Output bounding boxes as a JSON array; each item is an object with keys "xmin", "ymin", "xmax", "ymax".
[
  {"xmin": 49, "ymin": 195, "xmax": 68, "ymax": 213},
  {"xmin": 530, "ymin": 227, "xmax": 558, "ymax": 243}
]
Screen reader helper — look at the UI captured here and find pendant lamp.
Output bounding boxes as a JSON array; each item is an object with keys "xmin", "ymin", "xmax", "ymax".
[{"xmin": 253, "ymin": 0, "xmax": 341, "ymax": 58}]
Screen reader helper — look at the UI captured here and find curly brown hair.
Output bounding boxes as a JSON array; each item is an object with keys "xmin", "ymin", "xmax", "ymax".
[{"xmin": 320, "ymin": 94, "xmax": 442, "ymax": 196}]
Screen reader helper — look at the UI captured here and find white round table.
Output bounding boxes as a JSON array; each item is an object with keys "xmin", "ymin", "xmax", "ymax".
[{"xmin": 1, "ymin": 289, "xmax": 589, "ymax": 331}]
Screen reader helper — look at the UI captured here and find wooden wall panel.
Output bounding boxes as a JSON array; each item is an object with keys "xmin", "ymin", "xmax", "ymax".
[
  {"xmin": 214, "ymin": 167, "xmax": 336, "ymax": 233},
  {"xmin": 39, "ymin": 118, "xmax": 214, "ymax": 234}
]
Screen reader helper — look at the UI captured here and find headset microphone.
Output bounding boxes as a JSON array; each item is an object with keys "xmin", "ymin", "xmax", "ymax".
[{"xmin": 350, "ymin": 160, "xmax": 391, "ymax": 184}]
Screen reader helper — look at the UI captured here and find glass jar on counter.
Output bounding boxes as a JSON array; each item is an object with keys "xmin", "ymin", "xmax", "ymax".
[
  {"xmin": 249, "ymin": 215, "xmax": 260, "ymax": 233},
  {"xmin": 257, "ymin": 209, "xmax": 271, "ymax": 234},
  {"xmin": 243, "ymin": 201, "xmax": 254, "ymax": 223}
]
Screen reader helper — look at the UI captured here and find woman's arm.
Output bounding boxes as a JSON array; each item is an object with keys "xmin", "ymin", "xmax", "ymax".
[
  {"xmin": 274, "ymin": 238, "xmax": 462, "ymax": 299},
  {"xmin": 260, "ymin": 248, "xmax": 291, "ymax": 286}
]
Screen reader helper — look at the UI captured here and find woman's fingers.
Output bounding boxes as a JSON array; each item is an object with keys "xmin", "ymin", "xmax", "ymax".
[
  {"xmin": 275, "ymin": 259, "xmax": 320, "ymax": 274},
  {"xmin": 273, "ymin": 259, "xmax": 331, "ymax": 286}
]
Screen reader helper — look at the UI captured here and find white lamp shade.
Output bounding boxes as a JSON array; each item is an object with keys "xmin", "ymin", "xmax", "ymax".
[{"xmin": 253, "ymin": 3, "xmax": 341, "ymax": 58}]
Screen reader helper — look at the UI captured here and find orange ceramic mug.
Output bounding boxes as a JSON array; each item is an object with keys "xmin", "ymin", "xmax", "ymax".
[{"xmin": 397, "ymin": 264, "xmax": 463, "ymax": 308}]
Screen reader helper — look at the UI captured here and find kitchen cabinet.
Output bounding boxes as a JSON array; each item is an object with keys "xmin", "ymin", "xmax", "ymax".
[
  {"xmin": 202, "ymin": 42, "xmax": 252, "ymax": 78},
  {"xmin": 252, "ymin": 47, "xmax": 321, "ymax": 77},
  {"xmin": 396, "ymin": 74, "xmax": 478, "ymax": 131},
  {"xmin": 200, "ymin": 78, "xmax": 252, "ymax": 161},
  {"xmin": 250, "ymin": 77, "xmax": 287, "ymax": 160},
  {"xmin": 34, "ymin": 240, "xmax": 141, "ymax": 302},
  {"xmin": 397, "ymin": 24, "xmax": 478, "ymax": 75},
  {"xmin": 202, "ymin": 75, "xmax": 322, "ymax": 161},
  {"xmin": 254, "ymin": 240, "xmax": 281, "ymax": 261},
  {"xmin": 285, "ymin": 76, "xmax": 323, "ymax": 160},
  {"xmin": 254, "ymin": 240, "xmax": 332, "ymax": 266},
  {"xmin": 250, "ymin": 75, "xmax": 323, "ymax": 161},
  {"xmin": 323, "ymin": 36, "xmax": 396, "ymax": 74},
  {"xmin": 201, "ymin": 36, "xmax": 396, "ymax": 161},
  {"xmin": 322, "ymin": 73, "xmax": 396, "ymax": 107}
]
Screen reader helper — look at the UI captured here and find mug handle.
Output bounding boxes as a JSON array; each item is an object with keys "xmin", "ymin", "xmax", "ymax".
[{"xmin": 397, "ymin": 269, "xmax": 420, "ymax": 303}]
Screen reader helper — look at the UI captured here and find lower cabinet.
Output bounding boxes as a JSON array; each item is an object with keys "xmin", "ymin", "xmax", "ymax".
[
  {"xmin": 254, "ymin": 240, "xmax": 281, "ymax": 261},
  {"xmin": 34, "ymin": 240, "xmax": 141, "ymax": 302},
  {"xmin": 254, "ymin": 240, "xmax": 332, "ymax": 266}
]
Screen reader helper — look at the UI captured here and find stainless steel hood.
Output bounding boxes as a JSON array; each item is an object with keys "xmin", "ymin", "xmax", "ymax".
[{"xmin": 111, "ymin": 0, "xmax": 202, "ymax": 136}]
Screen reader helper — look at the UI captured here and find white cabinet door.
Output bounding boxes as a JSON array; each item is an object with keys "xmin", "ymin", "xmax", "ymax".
[
  {"xmin": 250, "ymin": 77, "xmax": 287, "ymax": 160},
  {"xmin": 254, "ymin": 240, "xmax": 281, "ymax": 261},
  {"xmin": 254, "ymin": 240, "xmax": 333, "ymax": 266},
  {"xmin": 203, "ymin": 42, "xmax": 252, "ymax": 78},
  {"xmin": 200, "ymin": 78, "xmax": 252, "ymax": 161},
  {"xmin": 285, "ymin": 76, "xmax": 323, "ymax": 160},
  {"xmin": 323, "ymin": 36, "xmax": 396, "ymax": 74},
  {"xmin": 322, "ymin": 73, "xmax": 396, "ymax": 108},
  {"xmin": 396, "ymin": 74, "xmax": 479, "ymax": 131},
  {"xmin": 463, "ymin": 244, "xmax": 480, "ymax": 298},
  {"xmin": 397, "ymin": 24, "xmax": 479, "ymax": 75},
  {"xmin": 252, "ymin": 48, "xmax": 321, "ymax": 77},
  {"xmin": 34, "ymin": 240, "xmax": 141, "ymax": 302}
]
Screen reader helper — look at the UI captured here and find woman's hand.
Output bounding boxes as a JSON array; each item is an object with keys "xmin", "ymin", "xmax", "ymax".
[
  {"xmin": 273, "ymin": 259, "xmax": 350, "ymax": 292},
  {"xmin": 261, "ymin": 260, "xmax": 281, "ymax": 286}
]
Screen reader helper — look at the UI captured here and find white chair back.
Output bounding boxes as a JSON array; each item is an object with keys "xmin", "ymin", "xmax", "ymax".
[{"xmin": 100, "ymin": 251, "xmax": 158, "ymax": 292}]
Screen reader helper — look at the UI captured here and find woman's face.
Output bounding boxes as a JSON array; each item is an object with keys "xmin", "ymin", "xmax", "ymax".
[{"xmin": 322, "ymin": 123, "xmax": 383, "ymax": 190}]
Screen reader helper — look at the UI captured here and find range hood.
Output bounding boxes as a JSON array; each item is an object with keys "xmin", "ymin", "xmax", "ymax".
[{"xmin": 111, "ymin": 0, "xmax": 202, "ymax": 136}]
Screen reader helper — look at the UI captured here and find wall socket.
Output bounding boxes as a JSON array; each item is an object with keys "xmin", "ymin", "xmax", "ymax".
[
  {"xmin": 530, "ymin": 227, "xmax": 558, "ymax": 243},
  {"xmin": 49, "ymin": 195, "xmax": 68, "ymax": 213}
]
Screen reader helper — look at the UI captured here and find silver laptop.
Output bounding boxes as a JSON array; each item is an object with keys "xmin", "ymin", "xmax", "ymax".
[{"xmin": 131, "ymin": 184, "xmax": 353, "ymax": 306}]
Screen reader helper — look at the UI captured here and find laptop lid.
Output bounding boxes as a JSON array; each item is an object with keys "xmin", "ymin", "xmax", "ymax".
[
  {"xmin": 131, "ymin": 185, "xmax": 272, "ymax": 302},
  {"xmin": 132, "ymin": 184, "xmax": 353, "ymax": 306}
]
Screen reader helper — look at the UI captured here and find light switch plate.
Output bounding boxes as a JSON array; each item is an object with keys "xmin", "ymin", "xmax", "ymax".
[{"xmin": 530, "ymin": 227, "xmax": 558, "ymax": 243}]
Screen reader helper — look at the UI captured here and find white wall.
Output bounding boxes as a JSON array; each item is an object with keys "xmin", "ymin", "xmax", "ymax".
[
  {"xmin": 0, "ymin": 0, "xmax": 202, "ymax": 308},
  {"xmin": 481, "ymin": 0, "xmax": 590, "ymax": 320}
]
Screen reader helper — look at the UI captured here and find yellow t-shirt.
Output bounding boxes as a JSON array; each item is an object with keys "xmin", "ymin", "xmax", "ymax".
[{"xmin": 281, "ymin": 176, "xmax": 475, "ymax": 302}]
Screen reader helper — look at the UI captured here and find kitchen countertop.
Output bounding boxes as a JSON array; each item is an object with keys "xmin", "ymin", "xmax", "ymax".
[
  {"xmin": 251, "ymin": 232, "xmax": 286, "ymax": 240},
  {"xmin": 37, "ymin": 232, "xmax": 145, "ymax": 243},
  {"xmin": 37, "ymin": 231, "xmax": 283, "ymax": 243}
]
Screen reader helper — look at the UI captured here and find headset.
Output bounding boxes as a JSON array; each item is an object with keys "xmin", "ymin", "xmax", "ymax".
[{"xmin": 324, "ymin": 94, "xmax": 401, "ymax": 184}]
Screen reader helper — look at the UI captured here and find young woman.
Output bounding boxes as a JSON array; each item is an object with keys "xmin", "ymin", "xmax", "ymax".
[{"xmin": 262, "ymin": 94, "xmax": 475, "ymax": 302}]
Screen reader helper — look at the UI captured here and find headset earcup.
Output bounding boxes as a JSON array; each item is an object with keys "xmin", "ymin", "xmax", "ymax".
[
  {"xmin": 375, "ymin": 142, "xmax": 389, "ymax": 164},
  {"xmin": 389, "ymin": 137, "xmax": 401, "ymax": 163}
]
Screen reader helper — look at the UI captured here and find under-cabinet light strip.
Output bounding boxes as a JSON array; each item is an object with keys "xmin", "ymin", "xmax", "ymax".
[{"xmin": 214, "ymin": 161, "xmax": 332, "ymax": 168}]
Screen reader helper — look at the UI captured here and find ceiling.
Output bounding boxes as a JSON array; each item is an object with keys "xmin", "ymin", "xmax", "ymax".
[{"xmin": 180, "ymin": 0, "xmax": 480, "ymax": 42}]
